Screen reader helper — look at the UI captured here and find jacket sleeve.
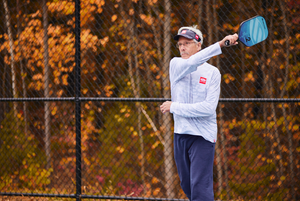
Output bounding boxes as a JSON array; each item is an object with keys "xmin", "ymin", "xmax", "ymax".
[{"xmin": 170, "ymin": 42, "xmax": 222, "ymax": 84}]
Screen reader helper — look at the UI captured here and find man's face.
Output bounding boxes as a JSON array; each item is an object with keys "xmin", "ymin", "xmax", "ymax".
[{"xmin": 177, "ymin": 36, "xmax": 201, "ymax": 59}]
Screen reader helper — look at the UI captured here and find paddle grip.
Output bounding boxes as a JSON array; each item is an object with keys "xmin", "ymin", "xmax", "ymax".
[{"xmin": 225, "ymin": 40, "xmax": 230, "ymax": 46}]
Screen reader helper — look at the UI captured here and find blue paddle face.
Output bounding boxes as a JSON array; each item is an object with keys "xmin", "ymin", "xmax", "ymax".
[{"xmin": 238, "ymin": 16, "xmax": 268, "ymax": 47}]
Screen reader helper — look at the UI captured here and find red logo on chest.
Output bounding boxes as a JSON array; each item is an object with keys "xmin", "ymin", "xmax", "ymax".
[{"xmin": 199, "ymin": 77, "xmax": 207, "ymax": 84}]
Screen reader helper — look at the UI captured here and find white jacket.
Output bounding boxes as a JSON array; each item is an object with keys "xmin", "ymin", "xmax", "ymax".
[{"xmin": 170, "ymin": 42, "xmax": 222, "ymax": 143}]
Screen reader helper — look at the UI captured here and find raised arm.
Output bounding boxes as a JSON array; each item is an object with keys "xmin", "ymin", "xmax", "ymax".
[{"xmin": 170, "ymin": 42, "xmax": 222, "ymax": 84}]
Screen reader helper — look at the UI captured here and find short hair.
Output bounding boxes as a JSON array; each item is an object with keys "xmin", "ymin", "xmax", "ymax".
[{"xmin": 177, "ymin": 25, "xmax": 203, "ymax": 44}]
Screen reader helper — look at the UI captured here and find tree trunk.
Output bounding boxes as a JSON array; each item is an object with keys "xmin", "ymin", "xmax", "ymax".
[
  {"xmin": 213, "ymin": 0, "xmax": 230, "ymax": 198},
  {"xmin": 206, "ymin": 0, "xmax": 213, "ymax": 49},
  {"xmin": 1, "ymin": 63, "xmax": 7, "ymax": 121},
  {"xmin": 3, "ymin": 0, "xmax": 18, "ymax": 117},
  {"xmin": 127, "ymin": 30, "xmax": 146, "ymax": 196},
  {"xmin": 122, "ymin": 1, "xmax": 146, "ymax": 194},
  {"xmin": 162, "ymin": 0, "xmax": 175, "ymax": 198},
  {"xmin": 17, "ymin": 0, "xmax": 28, "ymax": 135},
  {"xmin": 265, "ymin": 0, "xmax": 282, "ymax": 181},
  {"xmin": 43, "ymin": 0, "xmax": 51, "ymax": 170},
  {"xmin": 198, "ymin": 0, "xmax": 203, "ymax": 30},
  {"xmin": 211, "ymin": 0, "xmax": 222, "ymax": 196},
  {"xmin": 132, "ymin": 21, "xmax": 146, "ymax": 196},
  {"xmin": 278, "ymin": 1, "xmax": 295, "ymax": 199}
]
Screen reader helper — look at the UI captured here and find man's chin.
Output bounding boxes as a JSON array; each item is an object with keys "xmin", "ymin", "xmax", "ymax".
[{"xmin": 181, "ymin": 55, "xmax": 190, "ymax": 59}]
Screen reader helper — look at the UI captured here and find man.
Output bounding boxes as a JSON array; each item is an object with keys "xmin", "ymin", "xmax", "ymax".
[{"xmin": 160, "ymin": 25, "xmax": 238, "ymax": 200}]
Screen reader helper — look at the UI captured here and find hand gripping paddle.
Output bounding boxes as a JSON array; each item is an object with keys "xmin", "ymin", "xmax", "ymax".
[{"xmin": 225, "ymin": 15, "xmax": 268, "ymax": 47}]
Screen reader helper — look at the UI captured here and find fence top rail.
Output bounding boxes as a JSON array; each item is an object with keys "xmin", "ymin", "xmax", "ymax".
[{"xmin": 0, "ymin": 97, "xmax": 300, "ymax": 102}]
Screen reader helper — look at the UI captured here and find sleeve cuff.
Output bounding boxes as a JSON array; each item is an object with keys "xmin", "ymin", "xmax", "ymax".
[
  {"xmin": 170, "ymin": 102, "xmax": 178, "ymax": 114},
  {"xmin": 215, "ymin": 42, "xmax": 222, "ymax": 54}
]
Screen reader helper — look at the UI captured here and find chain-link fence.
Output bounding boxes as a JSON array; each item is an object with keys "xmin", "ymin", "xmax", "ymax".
[{"xmin": 0, "ymin": 0, "xmax": 299, "ymax": 200}]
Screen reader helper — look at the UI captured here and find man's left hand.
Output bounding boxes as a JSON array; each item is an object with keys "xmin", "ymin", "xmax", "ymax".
[{"xmin": 160, "ymin": 101, "xmax": 172, "ymax": 114}]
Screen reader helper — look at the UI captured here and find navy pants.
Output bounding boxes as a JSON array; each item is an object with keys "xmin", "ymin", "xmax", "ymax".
[{"xmin": 174, "ymin": 134, "xmax": 215, "ymax": 201}]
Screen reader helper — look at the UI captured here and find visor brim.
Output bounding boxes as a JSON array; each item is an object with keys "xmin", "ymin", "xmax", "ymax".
[{"xmin": 174, "ymin": 34, "xmax": 194, "ymax": 41}]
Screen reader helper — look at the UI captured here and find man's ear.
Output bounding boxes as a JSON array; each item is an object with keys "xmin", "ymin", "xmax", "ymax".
[{"xmin": 197, "ymin": 42, "xmax": 202, "ymax": 51}]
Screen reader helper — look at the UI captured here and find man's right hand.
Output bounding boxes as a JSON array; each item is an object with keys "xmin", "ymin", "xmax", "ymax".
[{"xmin": 219, "ymin": 33, "xmax": 239, "ymax": 47}]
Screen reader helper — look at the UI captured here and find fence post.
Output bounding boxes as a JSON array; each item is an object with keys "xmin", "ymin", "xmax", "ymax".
[{"xmin": 75, "ymin": 0, "xmax": 82, "ymax": 200}]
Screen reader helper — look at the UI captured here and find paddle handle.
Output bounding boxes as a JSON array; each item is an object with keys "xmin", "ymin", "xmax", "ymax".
[
  {"xmin": 225, "ymin": 38, "xmax": 239, "ymax": 46},
  {"xmin": 225, "ymin": 40, "xmax": 230, "ymax": 46}
]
